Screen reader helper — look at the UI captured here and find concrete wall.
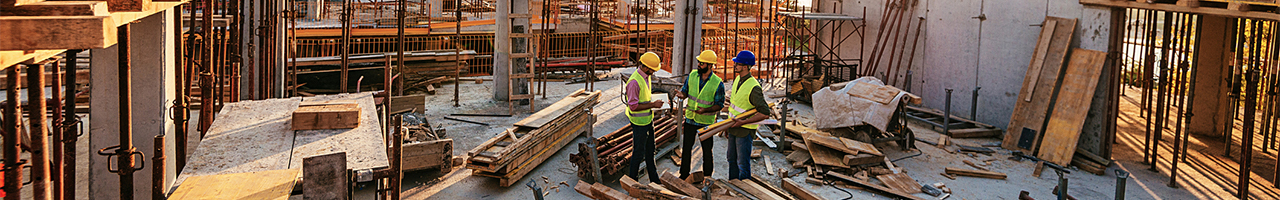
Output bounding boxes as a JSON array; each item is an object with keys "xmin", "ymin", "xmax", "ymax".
[
  {"xmin": 818, "ymin": 0, "xmax": 1114, "ymax": 149},
  {"xmin": 89, "ymin": 8, "xmax": 178, "ymax": 200}
]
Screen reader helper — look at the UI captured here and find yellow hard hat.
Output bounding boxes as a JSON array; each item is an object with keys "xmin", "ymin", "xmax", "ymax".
[
  {"xmin": 696, "ymin": 50, "xmax": 717, "ymax": 64},
  {"xmin": 639, "ymin": 52, "xmax": 662, "ymax": 71}
]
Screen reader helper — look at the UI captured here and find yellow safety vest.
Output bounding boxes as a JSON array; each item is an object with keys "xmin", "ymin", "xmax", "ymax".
[
  {"xmin": 626, "ymin": 72, "xmax": 653, "ymax": 126},
  {"xmin": 729, "ymin": 75, "xmax": 760, "ymax": 130},
  {"xmin": 685, "ymin": 69, "xmax": 723, "ymax": 125}
]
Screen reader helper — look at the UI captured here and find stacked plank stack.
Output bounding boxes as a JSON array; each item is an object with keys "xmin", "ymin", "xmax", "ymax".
[
  {"xmin": 569, "ymin": 110, "xmax": 680, "ymax": 180},
  {"xmin": 466, "ymin": 89, "xmax": 600, "ymax": 186}
]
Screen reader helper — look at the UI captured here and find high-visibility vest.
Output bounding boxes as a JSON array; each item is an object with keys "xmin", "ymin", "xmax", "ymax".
[
  {"xmin": 729, "ymin": 75, "xmax": 761, "ymax": 130},
  {"xmin": 626, "ymin": 72, "xmax": 653, "ymax": 126},
  {"xmin": 684, "ymin": 69, "xmax": 723, "ymax": 125}
]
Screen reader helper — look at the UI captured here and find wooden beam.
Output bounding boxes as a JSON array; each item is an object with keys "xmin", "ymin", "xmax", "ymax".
[
  {"xmin": 659, "ymin": 172, "xmax": 703, "ymax": 198},
  {"xmin": 944, "ymin": 167, "xmax": 1007, "ymax": 179},
  {"xmin": 0, "ymin": 16, "xmax": 114, "ymax": 50},
  {"xmin": 1, "ymin": 1, "xmax": 109, "ymax": 16},
  {"xmin": 780, "ymin": 178, "xmax": 825, "ymax": 200},
  {"xmin": 1080, "ymin": 0, "xmax": 1280, "ymax": 21},
  {"xmin": 107, "ymin": 0, "xmax": 150, "ymax": 12},
  {"xmin": 591, "ymin": 182, "xmax": 636, "ymax": 200}
]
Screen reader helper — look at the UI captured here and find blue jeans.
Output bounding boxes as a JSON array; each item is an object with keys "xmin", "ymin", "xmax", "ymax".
[
  {"xmin": 725, "ymin": 135, "xmax": 752, "ymax": 180},
  {"xmin": 628, "ymin": 124, "xmax": 658, "ymax": 181}
]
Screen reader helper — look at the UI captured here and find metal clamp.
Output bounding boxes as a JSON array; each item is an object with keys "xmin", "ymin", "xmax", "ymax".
[{"xmin": 97, "ymin": 145, "xmax": 145, "ymax": 173}]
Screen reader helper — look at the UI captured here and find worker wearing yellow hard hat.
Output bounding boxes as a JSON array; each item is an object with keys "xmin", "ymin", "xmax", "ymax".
[
  {"xmin": 624, "ymin": 52, "xmax": 665, "ymax": 181},
  {"xmin": 674, "ymin": 50, "xmax": 724, "ymax": 180}
]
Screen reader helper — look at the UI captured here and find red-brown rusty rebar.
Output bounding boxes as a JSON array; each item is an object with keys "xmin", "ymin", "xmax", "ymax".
[
  {"xmin": 62, "ymin": 50, "xmax": 82, "ymax": 200},
  {"xmin": 51, "ymin": 58, "xmax": 65, "ymax": 200},
  {"xmin": 28, "ymin": 61, "xmax": 52, "ymax": 200},
  {"xmin": 4, "ymin": 64, "xmax": 22, "ymax": 200},
  {"xmin": 117, "ymin": 22, "xmax": 140, "ymax": 200}
]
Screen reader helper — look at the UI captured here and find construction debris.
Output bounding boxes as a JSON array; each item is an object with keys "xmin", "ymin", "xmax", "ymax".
[
  {"xmin": 944, "ymin": 167, "xmax": 1007, "ymax": 180},
  {"xmin": 467, "ymin": 89, "xmax": 600, "ymax": 186},
  {"xmin": 569, "ymin": 109, "xmax": 681, "ymax": 180}
]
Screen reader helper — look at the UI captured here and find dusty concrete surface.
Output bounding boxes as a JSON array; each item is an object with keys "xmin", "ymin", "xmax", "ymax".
[{"xmin": 391, "ymin": 79, "xmax": 1280, "ymax": 200}]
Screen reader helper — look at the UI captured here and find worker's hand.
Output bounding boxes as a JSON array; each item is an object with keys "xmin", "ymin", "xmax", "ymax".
[
  {"xmin": 651, "ymin": 100, "xmax": 666, "ymax": 106},
  {"xmin": 675, "ymin": 92, "xmax": 687, "ymax": 99}
]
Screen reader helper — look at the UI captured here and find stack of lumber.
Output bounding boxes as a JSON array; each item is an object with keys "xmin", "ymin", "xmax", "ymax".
[
  {"xmin": 569, "ymin": 111, "xmax": 680, "ymax": 180},
  {"xmin": 466, "ymin": 89, "xmax": 600, "ymax": 186}
]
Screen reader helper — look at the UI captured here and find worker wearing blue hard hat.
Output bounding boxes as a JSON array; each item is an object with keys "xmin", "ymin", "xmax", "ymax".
[{"xmin": 721, "ymin": 50, "xmax": 772, "ymax": 180}]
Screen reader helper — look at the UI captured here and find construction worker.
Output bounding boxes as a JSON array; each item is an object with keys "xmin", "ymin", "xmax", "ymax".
[
  {"xmin": 723, "ymin": 50, "xmax": 772, "ymax": 180},
  {"xmin": 674, "ymin": 50, "xmax": 724, "ymax": 180},
  {"xmin": 626, "ymin": 52, "xmax": 666, "ymax": 181}
]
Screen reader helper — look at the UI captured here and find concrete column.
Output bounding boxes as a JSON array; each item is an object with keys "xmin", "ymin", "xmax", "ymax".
[
  {"xmin": 306, "ymin": 0, "xmax": 325, "ymax": 20},
  {"xmin": 89, "ymin": 8, "xmax": 177, "ymax": 200},
  {"xmin": 1189, "ymin": 15, "xmax": 1230, "ymax": 137},
  {"xmin": 241, "ymin": 0, "xmax": 259, "ymax": 100},
  {"xmin": 493, "ymin": 0, "xmax": 532, "ymax": 101},
  {"xmin": 671, "ymin": 0, "xmax": 706, "ymax": 75}
]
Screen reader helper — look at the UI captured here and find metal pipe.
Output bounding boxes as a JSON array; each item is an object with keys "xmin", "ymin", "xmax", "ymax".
[
  {"xmin": 944, "ymin": 88, "xmax": 952, "ymax": 136},
  {"xmin": 1115, "ymin": 170, "xmax": 1129, "ymax": 200},
  {"xmin": 152, "ymin": 135, "xmax": 165, "ymax": 200},
  {"xmin": 27, "ymin": 61, "xmax": 51, "ymax": 200},
  {"xmin": 1238, "ymin": 68, "xmax": 1258, "ymax": 199},
  {"xmin": 63, "ymin": 49, "xmax": 81, "ymax": 200},
  {"xmin": 174, "ymin": 4, "xmax": 190, "ymax": 174},
  {"xmin": 970, "ymin": 87, "xmax": 980, "ymax": 120},
  {"xmin": 341, "ymin": 0, "xmax": 351, "ymax": 93},
  {"xmin": 117, "ymin": 22, "xmax": 140, "ymax": 200},
  {"xmin": 453, "ymin": 0, "xmax": 461, "ymax": 107},
  {"xmin": 4, "ymin": 62, "xmax": 22, "ymax": 200},
  {"xmin": 50, "ymin": 57, "xmax": 64, "ymax": 200},
  {"xmin": 199, "ymin": 0, "xmax": 215, "ymax": 135}
]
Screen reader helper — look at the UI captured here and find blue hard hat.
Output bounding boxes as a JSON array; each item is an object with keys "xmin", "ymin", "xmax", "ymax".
[{"xmin": 732, "ymin": 50, "xmax": 756, "ymax": 66}]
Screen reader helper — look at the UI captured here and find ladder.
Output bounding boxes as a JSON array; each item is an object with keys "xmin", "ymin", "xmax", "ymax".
[{"xmin": 500, "ymin": 0, "xmax": 536, "ymax": 114}]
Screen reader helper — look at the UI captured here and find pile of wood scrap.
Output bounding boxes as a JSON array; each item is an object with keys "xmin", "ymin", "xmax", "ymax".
[
  {"xmin": 399, "ymin": 112, "xmax": 455, "ymax": 172},
  {"xmin": 573, "ymin": 172, "xmax": 821, "ymax": 200},
  {"xmin": 781, "ymin": 123, "xmax": 938, "ymax": 199},
  {"xmin": 568, "ymin": 110, "xmax": 680, "ymax": 180},
  {"xmin": 467, "ymin": 89, "xmax": 600, "ymax": 186},
  {"xmin": 1002, "ymin": 17, "xmax": 1114, "ymax": 172}
]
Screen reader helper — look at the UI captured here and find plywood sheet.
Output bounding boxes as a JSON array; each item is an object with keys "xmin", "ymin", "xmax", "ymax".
[
  {"xmin": 1036, "ymin": 49, "xmax": 1107, "ymax": 166},
  {"xmin": 168, "ymin": 169, "xmax": 299, "ymax": 200},
  {"xmin": 291, "ymin": 92, "xmax": 390, "ymax": 170},
  {"xmin": 1003, "ymin": 17, "xmax": 1078, "ymax": 152},
  {"xmin": 175, "ymin": 97, "xmax": 301, "ymax": 189}
]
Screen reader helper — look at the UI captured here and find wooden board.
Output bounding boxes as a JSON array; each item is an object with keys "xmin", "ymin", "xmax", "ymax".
[
  {"xmin": 1003, "ymin": 17, "xmax": 1078, "ymax": 153},
  {"xmin": 944, "ymin": 167, "xmax": 1007, "ymax": 179},
  {"xmin": 303, "ymin": 152, "xmax": 348, "ymax": 200},
  {"xmin": 825, "ymin": 171, "xmax": 925, "ymax": 200},
  {"xmin": 843, "ymin": 154, "xmax": 884, "ymax": 166},
  {"xmin": 839, "ymin": 137, "xmax": 881, "ymax": 156},
  {"xmin": 804, "ymin": 133, "xmax": 859, "ymax": 156},
  {"xmin": 781, "ymin": 178, "xmax": 826, "ymax": 200},
  {"xmin": 174, "ymin": 97, "xmax": 300, "ymax": 190},
  {"xmin": 575, "ymin": 180, "xmax": 595, "ymax": 197},
  {"xmin": 513, "ymin": 90, "xmax": 594, "ymax": 128},
  {"xmin": 730, "ymin": 179, "xmax": 785, "ymax": 200},
  {"xmin": 389, "ymin": 94, "xmax": 426, "ymax": 114},
  {"xmin": 591, "ymin": 182, "xmax": 636, "ymax": 200},
  {"xmin": 403, "ymin": 139, "xmax": 454, "ymax": 171},
  {"xmin": 785, "ymin": 150, "xmax": 811, "ymax": 163},
  {"xmin": 1036, "ymin": 49, "xmax": 1107, "ymax": 166},
  {"xmin": 804, "ymin": 140, "xmax": 849, "ymax": 168},
  {"xmin": 875, "ymin": 173, "xmax": 922, "ymax": 194},
  {"xmin": 845, "ymin": 81, "xmax": 902, "ymax": 104},
  {"xmin": 292, "ymin": 100, "xmax": 360, "ymax": 130},
  {"xmin": 750, "ymin": 175, "xmax": 797, "ymax": 200},
  {"xmin": 659, "ymin": 172, "xmax": 703, "ymax": 198},
  {"xmin": 168, "ymin": 169, "xmax": 299, "ymax": 200}
]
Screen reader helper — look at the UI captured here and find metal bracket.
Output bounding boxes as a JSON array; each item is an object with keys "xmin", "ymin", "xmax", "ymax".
[{"xmin": 97, "ymin": 145, "xmax": 145, "ymax": 173}]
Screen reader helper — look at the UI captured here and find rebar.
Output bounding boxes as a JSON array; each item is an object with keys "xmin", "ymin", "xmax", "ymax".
[{"xmin": 4, "ymin": 61, "xmax": 22, "ymax": 200}]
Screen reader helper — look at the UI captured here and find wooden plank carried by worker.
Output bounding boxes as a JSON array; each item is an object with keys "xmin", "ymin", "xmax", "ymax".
[
  {"xmin": 1003, "ymin": 17, "xmax": 1078, "ymax": 153},
  {"xmin": 1036, "ymin": 48, "xmax": 1107, "ymax": 166},
  {"xmin": 168, "ymin": 169, "xmax": 299, "ymax": 200},
  {"xmin": 944, "ymin": 167, "xmax": 1007, "ymax": 179},
  {"xmin": 876, "ymin": 173, "xmax": 922, "ymax": 194},
  {"xmin": 292, "ymin": 100, "xmax": 360, "ymax": 130},
  {"xmin": 303, "ymin": 152, "xmax": 348, "ymax": 200}
]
